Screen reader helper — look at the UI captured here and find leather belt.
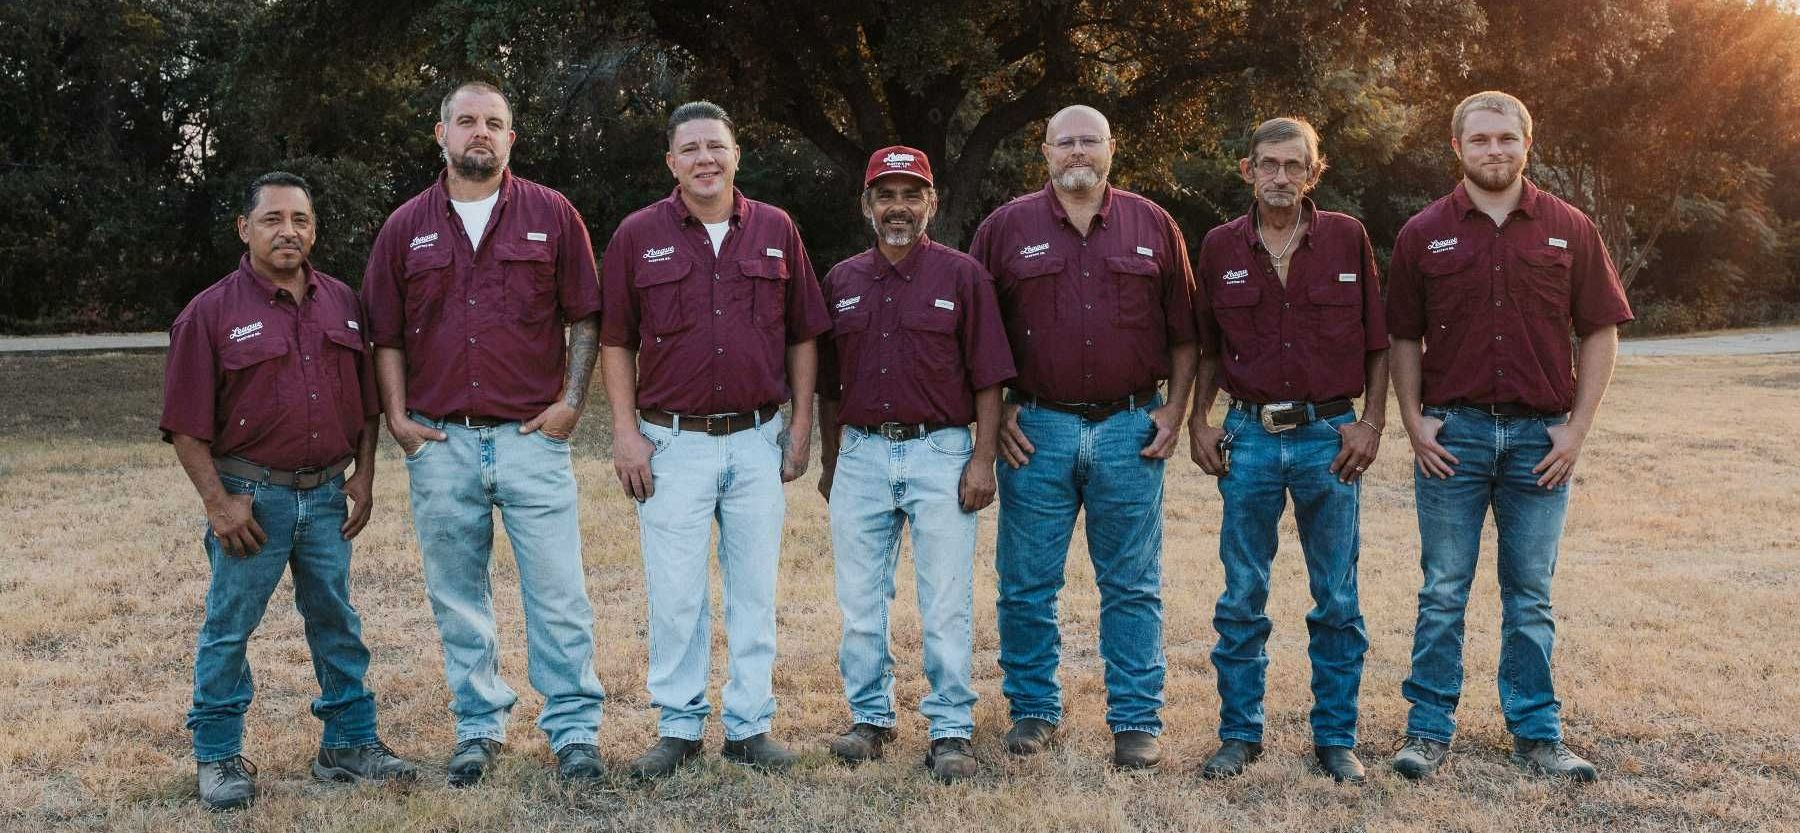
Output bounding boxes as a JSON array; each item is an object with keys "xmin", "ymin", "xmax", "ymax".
[
  {"xmin": 1230, "ymin": 397, "xmax": 1353, "ymax": 433},
  {"xmin": 215, "ymin": 455, "xmax": 353, "ymax": 489},
  {"xmin": 851, "ymin": 422, "xmax": 953, "ymax": 442},
  {"xmin": 639, "ymin": 404, "xmax": 780, "ymax": 436},
  {"xmin": 437, "ymin": 412, "xmax": 510, "ymax": 428},
  {"xmin": 1433, "ymin": 401, "xmax": 1562, "ymax": 418},
  {"xmin": 1028, "ymin": 387, "xmax": 1159, "ymax": 422}
]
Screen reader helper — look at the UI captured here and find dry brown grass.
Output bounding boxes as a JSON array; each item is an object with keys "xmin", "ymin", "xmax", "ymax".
[{"xmin": 1, "ymin": 352, "xmax": 1797, "ymax": 832}]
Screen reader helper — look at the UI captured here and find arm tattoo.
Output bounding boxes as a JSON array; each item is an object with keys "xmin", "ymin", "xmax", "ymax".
[{"xmin": 563, "ymin": 316, "xmax": 600, "ymax": 410}]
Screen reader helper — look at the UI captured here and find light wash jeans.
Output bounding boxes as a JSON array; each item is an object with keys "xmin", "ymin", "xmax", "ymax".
[
  {"xmin": 1212, "ymin": 406, "xmax": 1367, "ymax": 748},
  {"xmin": 636, "ymin": 411, "xmax": 786, "ymax": 741},
  {"xmin": 995, "ymin": 395, "xmax": 1167, "ymax": 735},
  {"xmin": 190, "ymin": 473, "xmax": 378, "ymax": 761},
  {"xmin": 403, "ymin": 414, "xmax": 604, "ymax": 753},
  {"xmin": 1403, "ymin": 405, "xmax": 1572, "ymax": 744},
  {"xmin": 829, "ymin": 425, "xmax": 978, "ymax": 740}
]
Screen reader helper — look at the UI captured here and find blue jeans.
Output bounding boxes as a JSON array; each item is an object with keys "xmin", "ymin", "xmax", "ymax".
[
  {"xmin": 189, "ymin": 473, "xmax": 377, "ymax": 762},
  {"xmin": 995, "ymin": 396, "xmax": 1167, "ymax": 735},
  {"xmin": 404, "ymin": 416, "xmax": 604, "ymax": 752},
  {"xmin": 1403, "ymin": 406, "xmax": 1571, "ymax": 743},
  {"xmin": 829, "ymin": 425, "xmax": 979, "ymax": 740},
  {"xmin": 636, "ymin": 411, "xmax": 786, "ymax": 741},
  {"xmin": 1212, "ymin": 407, "xmax": 1367, "ymax": 748}
]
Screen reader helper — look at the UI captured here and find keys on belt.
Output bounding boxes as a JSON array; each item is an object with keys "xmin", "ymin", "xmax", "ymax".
[{"xmin": 1230, "ymin": 397, "xmax": 1353, "ymax": 433}]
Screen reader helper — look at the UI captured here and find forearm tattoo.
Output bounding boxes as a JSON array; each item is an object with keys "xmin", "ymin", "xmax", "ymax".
[{"xmin": 564, "ymin": 316, "xmax": 600, "ymax": 410}]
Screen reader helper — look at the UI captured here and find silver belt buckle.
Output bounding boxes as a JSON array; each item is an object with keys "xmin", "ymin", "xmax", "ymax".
[{"xmin": 1260, "ymin": 402, "xmax": 1300, "ymax": 433}]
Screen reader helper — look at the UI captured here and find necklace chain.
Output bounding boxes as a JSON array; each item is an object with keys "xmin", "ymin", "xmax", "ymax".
[{"xmin": 1258, "ymin": 219, "xmax": 1300, "ymax": 264}]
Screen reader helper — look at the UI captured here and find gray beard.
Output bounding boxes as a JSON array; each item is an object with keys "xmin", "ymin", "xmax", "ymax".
[
  {"xmin": 1053, "ymin": 166, "xmax": 1103, "ymax": 191},
  {"xmin": 870, "ymin": 213, "xmax": 930, "ymax": 248}
]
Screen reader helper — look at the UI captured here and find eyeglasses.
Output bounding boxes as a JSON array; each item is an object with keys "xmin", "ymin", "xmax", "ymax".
[
  {"xmin": 1048, "ymin": 135, "xmax": 1111, "ymax": 151},
  {"xmin": 1255, "ymin": 159, "xmax": 1312, "ymax": 180}
]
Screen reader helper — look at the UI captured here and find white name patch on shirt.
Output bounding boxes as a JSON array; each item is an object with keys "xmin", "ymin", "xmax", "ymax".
[
  {"xmin": 526, "ymin": 232, "xmax": 548, "ymax": 242},
  {"xmin": 347, "ymin": 320, "xmax": 359, "ymax": 330},
  {"xmin": 765, "ymin": 248, "xmax": 784, "ymax": 259},
  {"xmin": 934, "ymin": 298, "xmax": 956, "ymax": 311},
  {"xmin": 1135, "ymin": 246, "xmax": 1154, "ymax": 257},
  {"xmin": 1548, "ymin": 237, "xmax": 1568, "ymax": 249},
  {"xmin": 1338, "ymin": 273, "xmax": 1358, "ymax": 283}
]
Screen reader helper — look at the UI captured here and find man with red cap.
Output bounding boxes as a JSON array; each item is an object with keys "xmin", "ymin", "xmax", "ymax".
[{"xmin": 816, "ymin": 147, "xmax": 1015, "ymax": 782}]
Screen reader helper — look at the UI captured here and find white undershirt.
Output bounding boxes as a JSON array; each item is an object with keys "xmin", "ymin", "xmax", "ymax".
[
  {"xmin": 704, "ymin": 221, "xmax": 730, "ymax": 255},
  {"xmin": 452, "ymin": 190, "xmax": 500, "ymax": 252}
]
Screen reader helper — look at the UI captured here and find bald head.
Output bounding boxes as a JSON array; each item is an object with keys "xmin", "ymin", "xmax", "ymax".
[
  {"xmin": 1041, "ymin": 105, "xmax": 1115, "ymax": 194},
  {"xmin": 1045, "ymin": 105, "xmax": 1111, "ymax": 143}
]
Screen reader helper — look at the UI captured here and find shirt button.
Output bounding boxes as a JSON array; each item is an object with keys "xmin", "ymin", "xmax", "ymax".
[
  {"xmin": 1495, "ymin": 334, "xmax": 1504, "ymax": 341},
  {"xmin": 1495, "ymin": 299, "xmax": 1503, "ymax": 306},
  {"xmin": 715, "ymin": 309, "xmax": 723, "ymax": 315},
  {"xmin": 1494, "ymin": 265, "xmax": 1502, "ymax": 271},
  {"xmin": 1284, "ymin": 381, "xmax": 1293, "ymax": 388},
  {"xmin": 655, "ymin": 336, "xmax": 663, "ymax": 343},
  {"xmin": 1283, "ymin": 342, "xmax": 1291, "ymax": 349},
  {"xmin": 468, "ymin": 297, "xmax": 476, "ymax": 305},
  {"xmin": 880, "ymin": 368, "xmax": 888, "ymax": 374},
  {"xmin": 714, "ymin": 273, "xmax": 721, "ymax": 281},
  {"xmin": 1496, "ymin": 369, "xmax": 1505, "ymax": 376},
  {"xmin": 238, "ymin": 418, "xmax": 246, "ymax": 426},
  {"xmin": 310, "ymin": 432, "xmax": 318, "ymax": 439},
  {"xmin": 468, "ymin": 337, "xmax": 476, "ymax": 344},
  {"xmin": 715, "ymin": 384, "xmax": 723, "ymax": 391},
  {"xmin": 882, "ymin": 332, "xmax": 890, "ymax": 338},
  {"xmin": 309, "ymin": 392, "xmax": 318, "ymax": 400},
  {"xmin": 883, "ymin": 402, "xmax": 892, "ymax": 409},
  {"xmin": 884, "ymin": 296, "xmax": 892, "ymax": 303},
  {"xmin": 715, "ymin": 346, "xmax": 724, "ymax": 354},
  {"xmin": 472, "ymin": 381, "xmax": 480, "ymax": 387},
  {"xmin": 1084, "ymin": 339, "xmax": 1093, "ymax": 346},
  {"xmin": 303, "ymin": 355, "xmax": 311, "ymax": 362},
  {"xmin": 1083, "ymin": 271, "xmax": 1090, "ymax": 277},
  {"xmin": 415, "ymin": 328, "xmax": 422, "ymax": 334},
  {"xmin": 1084, "ymin": 373, "xmax": 1093, "ymax": 379},
  {"xmin": 1283, "ymin": 302, "xmax": 1290, "ymax": 309},
  {"xmin": 1085, "ymin": 303, "xmax": 1092, "ymax": 310}
]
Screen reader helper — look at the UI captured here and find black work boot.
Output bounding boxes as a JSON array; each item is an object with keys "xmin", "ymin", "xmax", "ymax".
[
  {"xmin": 313, "ymin": 740, "xmax": 419, "ymax": 784},
  {"xmin": 1391, "ymin": 736, "xmax": 1450, "ymax": 780},
  {"xmin": 556, "ymin": 743, "xmax": 605, "ymax": 780},
  {"xmin": 1511, "ymin": 738, "xmax": 1598, "ymax": 782},
  {"xmin": 722, "ymin": 733, "xmax": 796, "ymax": 770},
  {"xmin": 925, "ymin": 737, "xmax": 978, "ymax": 783},
  {"xmin": 1314, "ymin": 745, "xmax": 1366, "ymax": 783},
  {"xmin": 197, "ymin": 755, "xmax": 257, "ymax": 811},
  {"xmin": 446, "ymin": 738, "xmax": 501, "ymax": 788},
  {"xmin": 1199, "ymin": 739, "xmax": 1263, "ymax": 779},
  {"xmin": 1112, "ymin": 731, "xmax": 1163, "ymax": 770},
  {"xmin": 629, "ymin": 737, "xmax": 703, "ymax": 779},
  {"xmin": 827, "ymin": 723, "xmax": 897, "ymax": 763},
  {"xmin": 1004, "ymin": 718, "xmax": 1059, "ymax": 756}
]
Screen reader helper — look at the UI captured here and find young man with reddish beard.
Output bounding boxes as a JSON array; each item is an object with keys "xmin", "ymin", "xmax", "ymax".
[
  {"xmin": 1386, "ymin": 91, "xmax": 1633, "ymax": 782},
  {"xmin": 815, "ymin": 147, "xmax": 1015, "ymax": 782}
]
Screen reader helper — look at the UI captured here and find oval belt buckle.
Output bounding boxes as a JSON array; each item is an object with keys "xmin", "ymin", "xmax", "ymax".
[{"xmin": 1261, "ymin": 402, "xmax": 1299, "ymax": 434}]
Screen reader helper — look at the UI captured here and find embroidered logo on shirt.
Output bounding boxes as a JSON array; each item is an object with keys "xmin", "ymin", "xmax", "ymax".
[
  {"xmin": 835, "ymin": 295, "xmax": 862, "ymax": 313},
  {"xmin": 347, "ymin": 320, "xmax": 360, "ymax": 330},
  {"xmin": 1018, "ymin": 242, "xmax": 1051, "ymax": 258},
  {"xmin": 643, "ymin": 245, "xmax": 676, "ymax": 262},
  {"xmin": 526, "ymin": 232, "xmax": 548, "ymax": 242},
  {"xmin": 409, "ymin": 232, "xmax": 439, "ymax": 251},
  {"xmin": 1222, "ymin": 268, "xmax": 1250, "ymax": 285},
  {"xmin": 934, "ymin": 298, "xmax": 956, "ymax": 311},
  {"xmin": 1136, "ymin": 246, "xmax": 1154, "ymax": 257},
  {"xmin": 765, "ymin": 247, "xmax": 784, "ymax": 259},
  {"xmin": 228, "ymin": 321, "xmax": 264, "ymax": 343},
  {"xmin": 1548, "ymin": 237, "xmax": 1568, "ymax": 249},
  {"xmin": 1338, "ymin": 273, "xmax": 1358, "ymax": 283},
  {"xmin": 1426, "ymin": 237, "xmax": 1459, "ymax": 253}
]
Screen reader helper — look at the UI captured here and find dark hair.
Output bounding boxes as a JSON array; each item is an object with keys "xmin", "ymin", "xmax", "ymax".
[
  {"xmin": 242, "ymin": 171, "xmax": 313, "ymax": 217},
  {"xmin": 439, "ymin": 81, "xmax": 513, "ymax": 125},
  {"xmin": 666, "ymin": 100, "xmax": 736, "ymax": 146}
]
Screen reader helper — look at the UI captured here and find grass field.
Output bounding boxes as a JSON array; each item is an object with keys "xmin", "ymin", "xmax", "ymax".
[{"xmin": 1, "ymin": 351, "xmax": 1796, "ymax": 832}]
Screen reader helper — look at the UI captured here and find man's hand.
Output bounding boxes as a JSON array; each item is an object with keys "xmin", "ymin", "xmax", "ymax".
[
  {"xmin": 1140, "ymin": 402, "xmax": 1182, "ymax": 459},
  {"xmin": 387, "ymin": 415, "xmax": 447, "ymax": 457},
  {"xmin": 207, "ymin": 492, "xmax": 265, "ymax": 557},
  {"xmin": 613, "ymin": 429, "xmax": 656, "ymax": 501},
  {"xmin": 1406, "ymin": 415, "xmax": 1459, "ymax": 479},
  {"xmin": 520, "ymin": 401, "xmax": 581, "ymax": 440},
  {"xmin": 1329, "ymin": 420, "xmax": 1382, "ymax": 484},
  {"xmin": 960, "ymin": 456, "xmax": 998, "ymax": 512},
  {"xmin": 1190, "ymin": 423, "xmax": 1226, "ymax": 475},
  {"xmin": 1533, "ymin": 422, "xmax": 1587, "ymax": 489},
  {"xmin": 999, "ymin": 402, "xmax": 1034, "ymax": 469},
  {"xmin": 340, "ymin": 471, "xmax": 374, "ymax": 540},
  {"xmin": 781, "ymin": 422, "xmax": 811, "ymax": 483}
]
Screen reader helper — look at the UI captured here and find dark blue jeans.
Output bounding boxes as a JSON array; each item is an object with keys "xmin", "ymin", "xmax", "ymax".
[
  {"xmin": 1212, "ymin": 407, "xmax": 1367, "ymax": 747},
  {"xmin": 1403, "ymin": 406, "xmax": 1571, "ymax": 744},
  {"xmin": 188, "ymin": 473, "xmax": 377, "ymax": 762}
]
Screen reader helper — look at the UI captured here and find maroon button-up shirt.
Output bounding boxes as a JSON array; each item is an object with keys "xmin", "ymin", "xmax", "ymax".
[
  {"xmin": 1386, "ymin": 180, "xmax": 1633, "ymax": 414},
  {"xmin": 969, "ymin": 183, "xmax": 1196, "ymax": 403},
  {"xmin": 361, "ymin": 170, "xmax": 602, "ymax": 421},
  {"xmin": 600, "ymin": 188, "xmax": 833, "ymax": 414},
  {"xmin": 1194, "ymin": 201, "xmax": 1388, "ymax": 403},
  {"xmin": 819, "ymin": 237, "xmax": 1016, "ymax": 426},
  {"xmin": 161, "ymin": 255, "xmax": 378, "ymax": 471}
]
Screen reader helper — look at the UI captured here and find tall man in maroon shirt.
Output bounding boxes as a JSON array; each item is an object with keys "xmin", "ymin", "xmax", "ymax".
[
  {"xmin": 815, "ymin": 147, "xmax": 1015, "ymax": 782},
  {"xmin": 1386, "ymin": 91, "xmax": 1632, "ymax": 782},
  {"xmin": 361, "ymin": 81, "xmax": 608, "ymax": 785},
  {"xmin": 1189, "ymin": 117, "xmax": 1388, "ymax": 783},
  {"xmin": 970, "ymin": 105, "xmax": 1197, "ymax": 770},
  {"xmin": 600, "ymin": 101, "xmax": 832, "ymax": 776},
  {"xmin": 163, "ymin": 172, "xmax": 417, "ymax": 810}
]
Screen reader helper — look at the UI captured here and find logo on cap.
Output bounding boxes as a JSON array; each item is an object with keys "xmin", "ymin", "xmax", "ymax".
[{"xmin": 884, "ymin": 152, "xmax": 916, "ymax": 167}]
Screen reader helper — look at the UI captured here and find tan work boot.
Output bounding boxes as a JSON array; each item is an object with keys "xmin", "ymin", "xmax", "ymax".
[
  {"xmin": 827, "ymin": 723, "xmax": 896, "ymax": 763},
  {"xmin": 197, "ymin": 755, "xmax": 257, "ymax": 811},
  {"xmin": 1511, "ymin": 738, "xmax": 1598, "ymax": 782}
]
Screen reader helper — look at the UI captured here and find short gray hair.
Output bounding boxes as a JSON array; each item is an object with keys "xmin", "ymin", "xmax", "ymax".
[{"xmin": 1247, "ymin": 117, "xmax": 1328, "ymax": 179}]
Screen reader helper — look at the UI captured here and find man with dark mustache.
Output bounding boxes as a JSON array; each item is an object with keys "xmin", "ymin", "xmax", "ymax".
[
  {"xmin": 969, "ymin": 105, "xmax": 1197, "ymax": 769},
  {"xmin": 163, "ymin": 171, "xmax": 417, "ymax": 810},
  {"xmin": 815, "ymin": 147, "xmax": 1014, "ymax": 782},
  {"xmin": 1188, "ymin": 117, "xmax": 1388, "ymax": 783},
  {"xmin": 361, "ymin": 81, "xmax": 608, "ymax": 785}
]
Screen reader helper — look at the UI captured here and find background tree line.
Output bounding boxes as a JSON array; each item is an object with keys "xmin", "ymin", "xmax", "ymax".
[{"xmin": 3, "ymin": 0, "xmax": 1796, "ymax": 334}]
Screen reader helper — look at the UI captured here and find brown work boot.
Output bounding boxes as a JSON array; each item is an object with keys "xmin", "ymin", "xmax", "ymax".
[
  {"xmin": 925, "ymin": 737, "xmax": 978, "ymax": 783},
  {"xmin": 827, "ymin": 723, "xmax": 896, "ymax": 763},
  {"xmin": 721, "ymin": 733, "xmax": 796, "ymax": 770},
  {"xmin": 197, "ymin": 755, "xmax": 257, "ymax": 811},
  {"xmin": 1511, "ymin": 738, "xmax": 1598, "ymax": 782},
  {"xmin": 628, "ymin": 736, "xmax": 703, "ymax": 779},
  {"xmin": 446, "ymin": 738, "xmax": 500, "ymax": 788},
  {"xmin": 313, "ymin": 740, "xmax": 418, "ymax": 784},
  {"xmin": 1004, "ymin": 718, "xmax": 1059, "ymax": 756},
  {"xmin": 1199, "ymin": 739, "xmax": 1263, "ymax": 779},
  {"xmin": 1112, "ymin": 730, "xmax": 1163, "ymax": 770},
  {"xmin": 1314, "ymin": 745, "xmax": 1366, "ymax": 783}
]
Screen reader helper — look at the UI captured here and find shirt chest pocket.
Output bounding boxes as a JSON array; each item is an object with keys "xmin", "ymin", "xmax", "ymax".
[
  {"xmin": 1105, "ymin": 255, "xmax": 1160, "ymax": 329},
  {"xmin": 900, "ymin": 306, "xmax": 959, "ymax": 377},
  {"xmin": 494, "ymin": 240, "xmax": 558, "ymax": 324},
  {"xmin": 1210, "ymin": 284, "xmax": 1263, "ymax": 353},
  {"xmin": 1306, "ymin": 278, "xmax": 1362, "ymax": 339},
  {"xmin": 1005, "ymin": 256, "xmax": 1064, "ymax": 327},
  {"xmin": 1420, "ymin": 250, "xmax": 1479, "ymax": 324},
  {"xmin": 220, "ymin": 335, "xmax": 293, "ymax": 411},
  {"xmin": 739, "ymin": 257, "xmax": 789, "ymax": 329},
  {"xmin": 635, "ymin": 260, "xmax": 694, "ymax": 337},
  {"xmin": 320, "ymin": 327, "xmax": 366, "ymax": 400},
  {"xmin": 1511, "ymin": 247, "xmax": 1573, "ymax": 320},
  {"xmin": 402, "ymin": 245, "xmax": 454, "ymax": 327}
]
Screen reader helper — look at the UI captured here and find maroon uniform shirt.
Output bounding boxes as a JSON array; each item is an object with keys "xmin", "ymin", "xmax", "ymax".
[
  {"xmin": 161, "ymin": 255, "xmax": 378, "ymax": 471},
  {"xmin": 600, "ymin": 188, "xmax": 833, "ymax": 414},
  {"xmin": 1194, "ymin": 201, "xmax": 1388, "ymax": 404},
  {"xmin": 1386, "ymin": 180, "xmax": 1633, "ymax": 414},
  {"xmin": 969, "ymin": 183, "xmax": 1196, "ymax": 403},
  {"xmin": 361, "ymin": 170, "xmax": 602, "ymax": 421},
  {"xmin": 818, "ymin": 237, "xmax": 1016, "ymax": 426}
]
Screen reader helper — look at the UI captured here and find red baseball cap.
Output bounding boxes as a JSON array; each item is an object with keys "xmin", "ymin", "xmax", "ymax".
[{"xmin": 864, "ymin": 145, "xmax": 933, "ymax": 188}]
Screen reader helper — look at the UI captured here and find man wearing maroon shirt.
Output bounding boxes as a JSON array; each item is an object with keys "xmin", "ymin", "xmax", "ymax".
[
  {"xmin": 1189, "ymin": 117, "xmax": 1388, "ymax": 783},
  {"xmin": 969, "ymin": 105, "xmax": 1197, "ymax": 769},
  {"xmin": 1386, "ymin": 91, "xmax": 1632, "ymax": 782},
  {"xmin": 163, "ymin": 172, "xmax": 416, "ymax": 810},
  {"xmin": 599, "ymin": 101, "xmax": 832, "ymax": 776},
  {"xmin": 815, "ymin": 147, "xmax": 1015, "ymax": 782},
  {"xmin": 361, "ymin": 81, "xmax": 607, "ymax": 784}
]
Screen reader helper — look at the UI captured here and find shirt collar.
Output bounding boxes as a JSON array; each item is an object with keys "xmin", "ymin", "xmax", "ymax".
[
  {"xmin": 865, "ymin": 234, "xmax": 933, "ymax": 281},
  {"xmin": 1451, "ymin": 177, "xmax": 1542, "ymax": 221},
  {"xmin": 670, "ymin": 186, "xmax": 748, "ymax": 226},
  {"xmin": 236, "ymin": 253, "xmax": 316, "ymax": 303},
  {"xmin": 1043, "ymin": 181, "xmax": 1114, "ymax": 231},
  {"xmin": 1239, "ymin": 198, "xmax": 1319, "ymax": 251},
  {"xmin": 433, "ymin": 168, "xmax": 514, "ymax": 215}
]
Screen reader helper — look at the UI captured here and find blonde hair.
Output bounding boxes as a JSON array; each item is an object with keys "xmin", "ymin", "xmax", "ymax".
[{"xmin": 1451, "ymin": 91, "xmax": 1533, "ymax": 142}]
